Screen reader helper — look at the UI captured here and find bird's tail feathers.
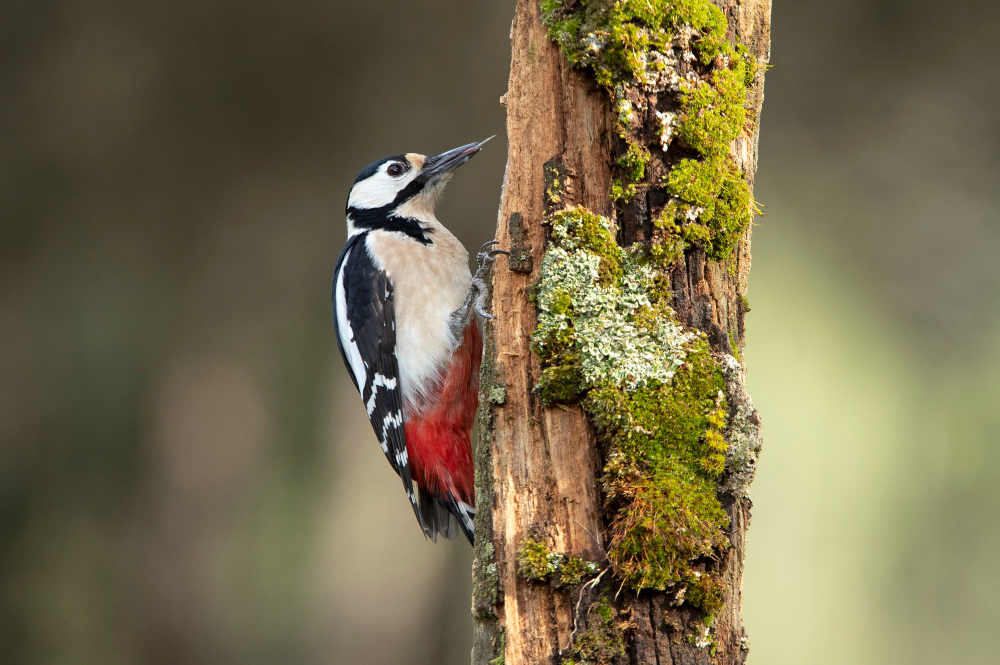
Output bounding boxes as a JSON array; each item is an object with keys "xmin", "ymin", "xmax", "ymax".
[{"xmin": 416, "ymin": 485, "xmax": 474, "ymax": 545}]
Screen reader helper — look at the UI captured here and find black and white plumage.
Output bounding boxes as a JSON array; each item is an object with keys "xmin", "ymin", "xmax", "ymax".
[
  {"xmin": 333, "ymin": 233, "xmax": 416, "ymax": 512},
  {"xmin": 332, "ymin": 139, "xmax": 506, "ymax": 544}
]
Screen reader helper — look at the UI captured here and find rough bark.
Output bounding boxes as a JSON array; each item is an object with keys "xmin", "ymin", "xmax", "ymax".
[{"xmin": 473, "ymin": 2, "xmax": 771, "ymax": 664}]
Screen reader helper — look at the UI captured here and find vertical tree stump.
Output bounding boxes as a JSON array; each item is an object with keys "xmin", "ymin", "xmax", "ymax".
[{"xmin": 473, "ymin": 2, "xmax": 771, "ymax": 664}]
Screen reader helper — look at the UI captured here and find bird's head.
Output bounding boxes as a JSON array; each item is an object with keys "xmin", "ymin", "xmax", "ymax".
[{"xmin": 346, "ymin": 138, "xmax": 492, "ymax": 241}]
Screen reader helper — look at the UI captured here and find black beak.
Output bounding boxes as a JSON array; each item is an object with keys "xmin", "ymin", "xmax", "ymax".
[{"xmin": 422, "ymin": 137, "xmax": 493, "ymax": 180}]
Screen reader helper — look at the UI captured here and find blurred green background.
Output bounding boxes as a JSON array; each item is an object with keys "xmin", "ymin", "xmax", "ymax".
[{"xmin": 1, "ymin": 1, "xmax": 997, "ymax": 663}]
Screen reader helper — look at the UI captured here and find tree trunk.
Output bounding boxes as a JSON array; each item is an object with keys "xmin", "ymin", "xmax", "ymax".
[{"xmin": 473, "ymin": 2, "xmax": 770, "ymax": 664}]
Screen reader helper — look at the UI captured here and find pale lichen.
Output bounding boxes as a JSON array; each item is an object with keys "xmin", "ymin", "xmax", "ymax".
[
  {"xmin": 488, "ymin": 384, "xmax": 507, "ymax": 406},
  {"xmin": 533, "ymin": 235, "xmax": 696, "ymax": 390},
  {"xmin": 717, "ymin": 353, "xmax": 762, "ymax": 496},
  {"xmin": 655, "ymin": 109, "xmax": 678, "ymax": 152}
]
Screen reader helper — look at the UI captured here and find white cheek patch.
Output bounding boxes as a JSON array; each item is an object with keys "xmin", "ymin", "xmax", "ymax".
[{"xmin": 348, "ymin": 167, "xmax": 418, "ymax": 210}]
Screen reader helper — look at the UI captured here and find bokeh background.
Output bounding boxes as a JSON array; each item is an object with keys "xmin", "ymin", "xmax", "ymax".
[{"xmin": 2, "ymin": 1, "xmax": 998, "ymax": 663}]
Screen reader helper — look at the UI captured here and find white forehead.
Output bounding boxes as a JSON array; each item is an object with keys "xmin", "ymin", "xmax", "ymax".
[{"xmin": 347, "ymin": 153, "xmax": 425, "ymax": 210}]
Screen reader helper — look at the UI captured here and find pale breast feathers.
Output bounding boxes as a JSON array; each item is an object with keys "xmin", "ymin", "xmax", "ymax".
[{"xmin": 365, "ymin": 226, "xmax": 472, "ymax": 408}]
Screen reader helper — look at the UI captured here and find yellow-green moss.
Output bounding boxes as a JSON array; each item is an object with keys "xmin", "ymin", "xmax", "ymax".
[
  {"xmin": 489, "ymin": 630, "xmax": 505, "ymax": 665},
  {"xmin": 611, "ymin": 139, "xmax": 652, "ymax": 203},
  {"xmin": 516, "ymin": 534, "xmax": 601, "ymax": 588},
  {"xmin": 541, "ymin": 0, "xmax": 759, "ymax": 261},
  {"xmin": 517, "ymin": 535, "xmax": 561, "ymax": 582},
  {"xmin": 557, "ymin": 556, "xmax": 601, "ymax": 588},
  {"xmin": 585, "ymin": 342, "xmax": 729, "ymax": 616}
]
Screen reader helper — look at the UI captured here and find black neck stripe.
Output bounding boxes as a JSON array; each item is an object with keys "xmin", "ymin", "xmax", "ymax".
[{"xmin": 347, "ymin": 206, "xmax": 433, "ymax": 245}]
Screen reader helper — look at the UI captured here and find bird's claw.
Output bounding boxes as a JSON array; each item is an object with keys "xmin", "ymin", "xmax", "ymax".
[
  {"xmin": 472, "ymin": 240, "xmax": 509, "ymax": 320},
  {"xmin": 477, "ymin": 240, "xmax": 510, "ymax": 266}
]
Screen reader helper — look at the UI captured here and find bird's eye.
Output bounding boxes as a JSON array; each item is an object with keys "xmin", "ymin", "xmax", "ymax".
[{"xmin": 387, "ymin": 162, "xmax": 405, "ymax": 177}]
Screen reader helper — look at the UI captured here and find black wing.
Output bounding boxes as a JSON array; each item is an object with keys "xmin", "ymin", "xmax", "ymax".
[{"xmin": 332, "ymin": 233, "xmax": 421, "ymax": 524}]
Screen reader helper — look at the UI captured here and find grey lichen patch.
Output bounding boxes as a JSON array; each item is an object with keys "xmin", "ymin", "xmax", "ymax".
[
  {"xmin": 506, "ymin": 212, "xmax": 533, "ymax": 274},
  {"xmin": 717, "ymin": 353, "xmax": 762, "ymax": 497},
  {"xmin": 472, "ymin": 540, "xmax": 500, "ymax": 619},
  {"xmin": 533, "ymin": 207, "xmax": 697, "ymax": 394},
  {"xmin": 488, "ymin": 384, "xmax": 507, "ymax": 406}
]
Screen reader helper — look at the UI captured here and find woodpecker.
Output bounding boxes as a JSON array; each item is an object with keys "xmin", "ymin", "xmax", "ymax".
[{"xmin": 332, "ymin": 139, "xmax": 505, "ymax": 544}]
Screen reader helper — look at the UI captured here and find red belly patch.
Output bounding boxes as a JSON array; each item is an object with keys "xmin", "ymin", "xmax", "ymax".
[{"xmin": 404, "ymin": 321, "xmax": 482, "ymax": 504}]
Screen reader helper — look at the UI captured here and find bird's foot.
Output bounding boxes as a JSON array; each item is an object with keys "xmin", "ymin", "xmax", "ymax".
[{"xmin": 472, "ymin": 240, "xmax": 509, "ymax": 319}]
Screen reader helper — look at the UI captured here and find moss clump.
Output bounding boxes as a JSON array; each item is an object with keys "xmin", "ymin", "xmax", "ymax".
[
  {"xmin": 557, "ymin": 556, "xmax": 601, "ymax": 588},
  {"xmin": 516, "ymin": 534, "xmax": 600, "ymax": 587},
  {"xmin": 532, "ymin": 0, "xmax": 755, "ymax": 624},
  {"xmin": 611, "ymin": 139, "xmax": 651, "ymax": 202},
  {"xmin": 541, "ymin": 0, "xmax": 759, "ymax": 261},
  {"xmin": 541, "ymin": 0, "xmax": 733, "ymax": 88},
  {"xmin": 517, "ymin": 535, "xmax": 562, "ymax": 582},
  {"xmin": 563, "ymin": 599, "xmax": 632, "ymax": 665},
  {"xmin": 660, "ymin": 157, "xmax": 754, "ymax": 260},
  {"xmin": 586, "ymin": 342, "xmax": 730, "ymax": 615}
]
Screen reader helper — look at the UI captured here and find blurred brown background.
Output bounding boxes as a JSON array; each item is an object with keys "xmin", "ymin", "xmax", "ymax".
[{"xmin": 1, "ymin": 1, "xmax": 998, "ymax": 664}]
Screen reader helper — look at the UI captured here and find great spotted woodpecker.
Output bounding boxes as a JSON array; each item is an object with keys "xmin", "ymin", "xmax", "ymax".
[{"xmin": 333, "ymin": 139, "xmax": 505, "ymax": 544}]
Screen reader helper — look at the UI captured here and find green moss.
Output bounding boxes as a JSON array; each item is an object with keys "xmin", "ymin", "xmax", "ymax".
[
  {"xmin": 564, "ymin": 598, "xmax": 632, "ymax": 665},
  {"xmin": 490, "ymin": 630, "xmax": 505, "ymax": 665},
  {"xmin": 537, "ymin": 362, "xmax": 587, "ymax": 404},
  {"xmin": 557, "ymin": 556, "xmax": 601, "ymax": 588},
  {"xmin": 517, "ymin": 535, "xmax": 562, "ymax": 582},
  {"xmin": 533, "ymin": 206, "xmax": 732, "ymax": 616},
  {"xmin": 541, "ymin": 0, "xmax": 759, "ymax": 261},
  {"xmin": 586, "ymin": 343, "xmax": 730, "ymax": 612},
  {"xmin": 619, "ymin": 140, "xmax": 650, "ymax": 181},
  {"xmin": 661, "ymin": 157, "xmax": 754, "ymax": 260},
  {"xmin": 516, "ymin": 535, "xmax": 600, "ymax": 588}
]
